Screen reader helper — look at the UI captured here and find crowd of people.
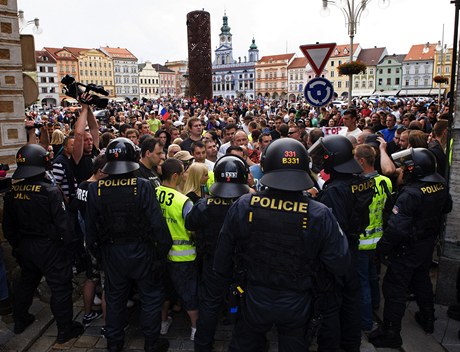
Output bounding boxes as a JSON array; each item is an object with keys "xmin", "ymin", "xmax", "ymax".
[{"xmin": 0, "ymin": 92, "xmax": 453, "ymax": 352}]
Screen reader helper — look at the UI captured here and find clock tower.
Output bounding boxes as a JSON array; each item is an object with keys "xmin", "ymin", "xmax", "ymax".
[{"xmin": 214, "ymin": 12, "xmax": 234, "ymax": 66}]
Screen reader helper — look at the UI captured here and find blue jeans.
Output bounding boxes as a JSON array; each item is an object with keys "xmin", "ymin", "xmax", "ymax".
[
  {"xmin": 357, "ymin": 249, "xmax": 380, "ymax": 331},
  {"xmin": 0, "ymin": 245, "xmax": 9, "ymax": 300}
]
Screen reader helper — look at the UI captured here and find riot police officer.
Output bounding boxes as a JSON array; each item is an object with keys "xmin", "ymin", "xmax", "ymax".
[
  {"xmin": 85, "ymin": 138, "xmax": 172, "ymax": 352},
  {"xmin": 185, "ymin": 155, "xmax": 250, "ymax": 352},
  {"xmin": 311, "ymin": 135, "xmax": 374, "ymax": 352},
  {"xmin": 213, "ymin": 138, "xmax": 349, "ymax": 351},
  {"xmin": 2, "ymin": 144, "xmax": 84, "ymax": 343},
  {"xmin": 369, "ymin": 148, "xmax": 451, "ymax": 348}
]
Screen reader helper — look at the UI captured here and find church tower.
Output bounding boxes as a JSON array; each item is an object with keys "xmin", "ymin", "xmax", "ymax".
[
  {"xmin": 214, "ymin": 12, "xmax": 235, "ymax": 66},
  {"xmin": 248, "ymin": 37, "xmax": 259, "ymax": 62}
]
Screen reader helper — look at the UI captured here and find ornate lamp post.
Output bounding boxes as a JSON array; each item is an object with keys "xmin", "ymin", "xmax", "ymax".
[
  {"xmin": 17, "ymin": 10, "xmax": 43, "ymax": 34},
  {"xmin": 436, "ymin": 24, "xmax": 447, "ymax": 105},
  {"xmin": 320, "ymin": 0, "xmax": 389, "ymax": 107}
]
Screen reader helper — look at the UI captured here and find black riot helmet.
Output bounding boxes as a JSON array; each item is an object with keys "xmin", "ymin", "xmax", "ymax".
[
  {"xmin": 309, "ymin": 135, "xmax": 362, "ymax": 174},
  {"xmin": 260, "ymin": 138, "xmax": 314, "ymax": 191},
  {"xmin": 12, "ymin": 144, "xmax": 50, "ymax": 179},
  {"xmin": 102, "ymin": 137, "xmax": 139, "ymax": 175},
  {"xmin": 405, "ymin": 148, "xmax": 445, "ymax": 183},
  {"xmin": 210, "ymin": 155, "xmax": 250, "ymax": 198}
]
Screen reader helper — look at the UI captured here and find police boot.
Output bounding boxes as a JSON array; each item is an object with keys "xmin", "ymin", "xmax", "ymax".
[
  {"xmin": 145, "ymin": 338, "xmax": 169, "ymax": 352},
  {"xmin": 107, "ymin": 341, "xmax": 124, "ymax": 352},
  {"xmin": 448, "ymin": 304, "xmax": 460, "ymax": 321},
  {"xmin": 368, "ymin": 322, "xmax": 402, "ymax": 349},
  {"xmin": 57, "ymin": 321, "xmax": 84, "ymax": 344},
  {"xmin": 13, "ymin": 313, "xmax": 35, "ymax": 334},
  {"xmin": 415, "ymin": 308, "xmax": 435, "ymax": 334}
]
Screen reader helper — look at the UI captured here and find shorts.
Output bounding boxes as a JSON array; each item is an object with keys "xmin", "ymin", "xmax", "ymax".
[{"xmin": 167, "ymin": 260, "xmax": 199, "ymax": 311}]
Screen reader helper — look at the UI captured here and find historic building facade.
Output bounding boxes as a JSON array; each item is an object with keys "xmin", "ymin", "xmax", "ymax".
[
  {"xmin": 35, "ymin": 50, "xmax": 59, "ymax": 108},
  {"xmin": 255, "ymin": 53, "xmax": 294, "ymax": 99},
  {"xmin": 212, "ymin": 13, "xmax": 259, "ymax": 99},
  {"xmin": 138, "ymin": 61, "xmax": 160, "ymax": 100},
  {"xmin": 100, "ymin": 47, "xmax": 138, "ymax": 101}
]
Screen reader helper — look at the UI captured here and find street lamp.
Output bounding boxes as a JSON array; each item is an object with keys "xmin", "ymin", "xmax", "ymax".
[
  {"xmin": 18, "ymin": 10, "xmax": 43, "ymax": 34},
  {"xmin": 436, "ymin": 24, "xmax": 447, "ymax": 105},
  {"xmin": 320, "ymin": 0, "xmax": 390, "ymax": 107}
]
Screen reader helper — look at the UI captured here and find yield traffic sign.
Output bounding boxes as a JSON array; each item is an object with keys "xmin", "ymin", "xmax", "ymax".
[{"xmin": 299, "ymin": 43, "xmax": 336, "ymax": 76}]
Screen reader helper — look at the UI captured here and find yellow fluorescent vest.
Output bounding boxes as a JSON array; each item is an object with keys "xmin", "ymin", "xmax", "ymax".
[
  {"xmin": 359, "ymin": 174, "xmax": 392, "ymax": 251},
  {"xmin": 156, "ymin": 185, "xmax": 196, "ymax": 262}
]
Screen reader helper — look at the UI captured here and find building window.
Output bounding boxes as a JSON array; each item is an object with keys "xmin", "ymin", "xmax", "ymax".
[
  {"xmin": 424, "ymin": 79, "xmax": 429, "ymax": 86},
  {"xmin": 41, "ymin": 87, "xmax": 47, "ymax": 93},
  {"xmin": 387, "ymin": 68, "xmax": 391, "ymax": 74},
  {"xmin": 331, "ymin": 71, "xmax": 335, "ymax": 78},
  {"xmin": 395, "ymin": 78, "xmax": 400, "ymax": 85},
  {"xmin": 396, "ymin": 68, "xmax": 400, "ymax": 74},
  {"xmin": 386, "ymin": 78, "xmax": 391, "ymax": 85},
  {"xmin": 369, "ymin": 81, "xmax": 373, "ymax": 88},
  {"xmin": 369, "ymin": 68, "xmax": 374, "ymax": 75},
  {"xmin": 338, "ymin": 81, "xmax": 342, "ymax": 88},
  {"xmin": 379, "ymin": 69, "xmax": 383, "ymax": 74},
  {"xmin": 405, "ymin": 80, "xmax": 409, "ymax": 86},
  {"xmin": 414, "ymin": 79, "xmax": 419, "ymax": 86},
  {"xmin": 331, "ymin": 61, "xmax": 334, "ymax": 66},
  {"xmin": 378, "ymin": 78, "xmax": 383, "ymax": 86},
  {"xmin": 355, "ymin": 81, "xmax": 359, "ymax": 88}
]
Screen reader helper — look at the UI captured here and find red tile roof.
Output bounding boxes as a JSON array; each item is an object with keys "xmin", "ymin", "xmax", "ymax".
[
  {"xmin": 63, "ymin": 46, "xmax": 91, "ymax": 58},
  {"xmin": 404, "ymin": 44, "xmax": 436, "ymax": 61},
  {"xmin": 43, "ymin": 47, "xmax": 78, "ymax": 61},
  {"xmin": 288, "ymin": 57, "xmax": 308, "ymax": 69},
  {"xmin": 331, "ymin": 43, "xmax": 359, "ymax": 58},
  {"xmin": 101, "ymin": 47, "xmax": 137, "ymax": 60},
  {"xmin": 259, "ymin": 53, "xmax": 295, "ymax": 63},
  {"xmin": 357, "ymin": 47, "xmax": 387, "ymax": 66},
  {"xmin": 36, "ymin": 50, "xmax": 56, "ymax": 63}
]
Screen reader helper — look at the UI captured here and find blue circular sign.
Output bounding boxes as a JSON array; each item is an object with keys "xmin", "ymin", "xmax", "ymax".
[{"xmin": 304, "ymin": 77, "xmax": 334, "ymax": 107}]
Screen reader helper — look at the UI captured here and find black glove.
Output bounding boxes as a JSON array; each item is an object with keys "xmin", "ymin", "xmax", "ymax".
[{"xmin": 376, "ymin": 240, "xmax": 393, "ymax": 265}]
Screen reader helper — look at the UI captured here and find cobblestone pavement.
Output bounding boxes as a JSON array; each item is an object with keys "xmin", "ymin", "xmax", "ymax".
[{"xmin": 1, "ymin": 291, "xmax": 459, "ymax": 351}]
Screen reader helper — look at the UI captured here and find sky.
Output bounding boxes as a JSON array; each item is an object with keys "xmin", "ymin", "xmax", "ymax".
[{"xmin": 18, "ymin": 0, "xmax": 455, "ymax": 64}]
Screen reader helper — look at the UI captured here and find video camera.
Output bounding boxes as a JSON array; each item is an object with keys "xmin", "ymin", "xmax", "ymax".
[
  {"xmin": 61, "ymin": 74, "xmax": 109, "ymax": 109},
  {"xmin": 391, "ymin": 148, "xmax": 413, "ymax": 168}
]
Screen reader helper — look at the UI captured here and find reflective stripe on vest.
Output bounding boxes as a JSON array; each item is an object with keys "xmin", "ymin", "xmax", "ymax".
[
  {"xmin": 156, "ymin": 185, "xmax": 196, "ymax": 262},
  {"xmin": 359, "ymin": 174, "xmax": 392, "ymax": 251}
]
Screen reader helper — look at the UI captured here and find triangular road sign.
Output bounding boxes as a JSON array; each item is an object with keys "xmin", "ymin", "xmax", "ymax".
[{"xmin": 299, "ymin": 43, "xmax": 336, "ymax": 76}]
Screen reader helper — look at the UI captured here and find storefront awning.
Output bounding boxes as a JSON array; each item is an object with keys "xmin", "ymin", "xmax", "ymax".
[
  {"xmin": 375, "ymin": 90, "xmax": 400, "ymax": 96},
  {"xmin": 398, "ymin": 89, "xmax": 432, "ymax": 96}
]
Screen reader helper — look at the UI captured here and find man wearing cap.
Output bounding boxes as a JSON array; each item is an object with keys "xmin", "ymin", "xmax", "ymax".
[
  {"xmin": 185, "ymin": 155, "xmax": 250, "ymax": 352},
  {"xmin": 213, "ymin": 138, "xmax": 349, "ymax": 351},
  {"xmin": 85, "ymin": 138, "xmax": 171, "ymax": 352}
]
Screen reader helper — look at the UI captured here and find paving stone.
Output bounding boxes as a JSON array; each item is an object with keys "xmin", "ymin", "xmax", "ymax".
[{"xmin": 73, "ymin": 335, "xmax": 98, "ymax": 348}]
